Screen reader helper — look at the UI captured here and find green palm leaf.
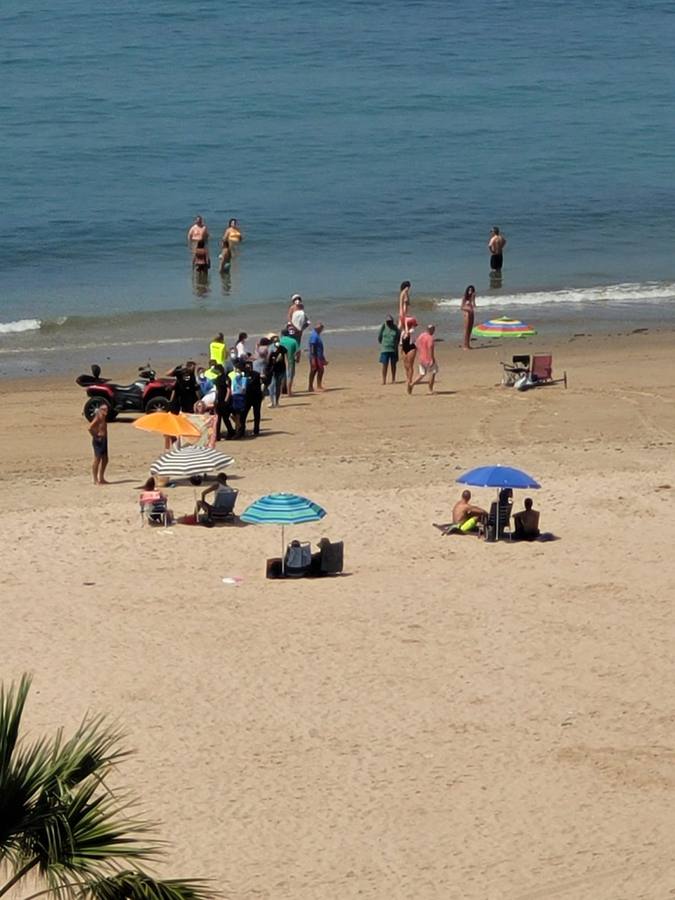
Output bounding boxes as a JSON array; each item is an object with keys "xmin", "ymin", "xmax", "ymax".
[
  {"xmin": 48, "ymin": 718, "xmax": 129, "ymax": 793},
  {"xmin": 82, "ymin": 872, "xmax": 217, "ymax": 900},
  {"xmin": 0, "ymin": 675, "xmax": 55, "ymax": 863},
  {"xmin": 0, "ymin": 676, "xmax": 218, "ymax": 900}
]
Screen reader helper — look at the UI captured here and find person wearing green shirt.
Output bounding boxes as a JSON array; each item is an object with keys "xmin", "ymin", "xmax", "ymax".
[
  {"xmin": 280, "ymin": 326, "xmax": 301, "ymax": 396},
  {"xmin": 378, "ymin": 315, "xmax": 400, "ymax": 384}
]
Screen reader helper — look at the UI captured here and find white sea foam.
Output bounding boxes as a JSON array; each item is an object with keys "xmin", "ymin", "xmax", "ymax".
[
  {"xmin": 325, "ymin": 324, "xmax": 380, "ymax": 334},
  {"xmin": 436, "ymin": 281, "xmax": 675, "ymax": 309},
  {"xmin": 0, "ymin": 318, "xmax": 42, "ymax": 335},
  {"xmin": 0, "ymin": 335, "xmax": 205, "ymax": 356}
]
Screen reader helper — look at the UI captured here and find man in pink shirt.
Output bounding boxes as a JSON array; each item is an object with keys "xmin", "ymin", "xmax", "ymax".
[{"xmin": 407, "ymin": 324, "xmax": 438, "ymax": 394}]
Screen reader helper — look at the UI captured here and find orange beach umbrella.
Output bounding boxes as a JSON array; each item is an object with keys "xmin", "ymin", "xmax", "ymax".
[{"xmin": 133, "ymin": 412, "xmax": 201, "ymax": 438}]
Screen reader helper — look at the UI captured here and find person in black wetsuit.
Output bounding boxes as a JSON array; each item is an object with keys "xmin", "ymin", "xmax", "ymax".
[
  {"xmin": 265, "ymin": 336, "xmax": 287, "ymax": 407},
  {"xmin": 213, "ymin": 364, "xmax": 235, "ymax": 441},
  {"xmin": 167, "ymin": 361, "xmax": 198, "ymax": 413},
  {"xmin": 239, "ymin": 360, "xmax": 263, "ymax": 438}
]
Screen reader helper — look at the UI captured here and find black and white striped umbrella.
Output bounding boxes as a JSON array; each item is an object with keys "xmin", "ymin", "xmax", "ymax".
[{"xmin": 150, "ymin": 446, "xmax": 234, "ymax": 478}]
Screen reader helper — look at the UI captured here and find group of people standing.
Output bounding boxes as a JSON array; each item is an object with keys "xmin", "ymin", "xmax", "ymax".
[
  {"xmin": 166, "ymin": 294, "xmax": 328, "ymax": 442},
  {"xmin": 377, "ymin": 226, "xmax": 507, "ymax": 393},
  {"xmin": 187, "ymin": 215, "xmax": 243, "ymax": 277}
]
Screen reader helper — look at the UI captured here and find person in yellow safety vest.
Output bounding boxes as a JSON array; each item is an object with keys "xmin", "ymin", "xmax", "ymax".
[
  {"xmin": 202, "ymin": 359, "xmax": 217, "ymax": 380},
  {"xmin": 209, "ymin": 333, "xmax": 227, "ymax": 365}
]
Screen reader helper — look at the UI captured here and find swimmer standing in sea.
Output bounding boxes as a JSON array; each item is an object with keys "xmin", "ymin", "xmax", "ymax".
[
  {"xmin": 223, "ymin": 218, "xmax": 243, "ymax": 244},
  {"xmin": 187, "ymin": 215, "xmax": 209, "ymax": 250},
  {"xmin": 219, "ymin": 238, "xmax": 232, "ymax": 274},
  {"xmin": 488, "ymin": 226, "xmax": 506, "ymax": 273}
]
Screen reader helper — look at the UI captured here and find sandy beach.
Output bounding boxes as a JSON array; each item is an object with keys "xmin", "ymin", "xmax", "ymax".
[{"xmin": 2, "ymin": 330, "xmax": 675, "ymax": 899}]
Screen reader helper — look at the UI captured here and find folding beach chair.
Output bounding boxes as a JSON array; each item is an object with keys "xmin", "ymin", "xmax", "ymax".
[
  {"xmin": 529, "ymin": 354, "xmax": 567, "ymax": 388},
  {"xmin": 480, "ymin": 501, "xmax": 513, "ymax": 541},
  {"xmin": 198, "ymin": 488, "xmax": 238, "ymax": 524},
  {"xmin": 140, "ymin": 493, "xmax": 170, "ymax": 527},
  {"xmin": 501, "ymin": 353, "xmax": 567, "ymax": 390},
  {"xmin": 500, "ymin": 354, "xmax": 530, "ymax": 386}
]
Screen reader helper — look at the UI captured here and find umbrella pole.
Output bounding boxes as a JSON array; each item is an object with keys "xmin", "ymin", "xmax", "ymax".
[
  {"xmin": 495, "ymin": 488, "xmax": 500, "ymax": 542},
  {"xmin": 281, "ymin": 524, "xmax": 285, "ymax": 575}
]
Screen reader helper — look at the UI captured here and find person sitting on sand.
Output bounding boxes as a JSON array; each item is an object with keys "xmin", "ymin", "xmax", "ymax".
[
  {"xmin": 513, "ymin": 497, "xmax": 540, "ymax": 540},
  {"xmin": 139, "ymin": 476, "xmax": 173, "ymax": 525},
  {"xmin": 434, "ymin": 489, "xmax": 487, "ymax": 535},
  {"xmin": 196, "ymin": 472, "xmax": 236, "ymax": 520}
]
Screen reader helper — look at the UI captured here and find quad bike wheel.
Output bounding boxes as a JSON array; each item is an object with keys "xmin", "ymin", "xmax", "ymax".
[
  {"xmin": 144, "ymin": 395, "xmax": 171, "ymax": 414},
  {"xmin": 83, "ymin": 396, "xmax": 115, "ymax": 421}
]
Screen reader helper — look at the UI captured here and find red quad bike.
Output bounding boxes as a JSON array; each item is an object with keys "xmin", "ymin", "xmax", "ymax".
[{"xmin": 76, "ymin": 364, "xmax": 175, "ymax": 421}]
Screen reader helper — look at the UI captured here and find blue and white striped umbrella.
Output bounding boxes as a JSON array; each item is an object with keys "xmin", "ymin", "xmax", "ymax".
[{"xmin": 241, "ymin": 493, "xmax": 327, "ymax": 572}]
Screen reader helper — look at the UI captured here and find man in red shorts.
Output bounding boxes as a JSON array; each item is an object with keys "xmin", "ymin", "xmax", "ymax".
[{"xmin": 308, "ymin": 322, "xmax": 327, "ymax": 393}]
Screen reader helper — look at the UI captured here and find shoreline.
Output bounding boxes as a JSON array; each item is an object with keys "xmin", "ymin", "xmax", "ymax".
[
  {"xmin": 1, "ymin": 293, "xmax": 674, "ymax": 379},
  {"xmin": 0, "ymin": 326, "xmax": 667, "ymax": 402}
]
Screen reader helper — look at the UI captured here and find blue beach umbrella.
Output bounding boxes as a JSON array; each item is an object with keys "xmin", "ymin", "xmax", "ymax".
[
  {"xmin": 456, "ymin": 465, "xmax": 541, "ymax": 541},
  {"xmin": 240, "ymin": 492, "xmax": 327, "ymax": 572},
  {"xmin": 457, "ymin": 465, "xmax": 540, "ymax": 490}
]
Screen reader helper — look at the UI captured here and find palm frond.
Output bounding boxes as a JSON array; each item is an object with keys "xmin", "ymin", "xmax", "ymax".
[
  {"xmin": 0, "ymin": 674, "xmax": 32, "ymax": 774},
  {"xmin": 25, "ymin": 780, "xmax": 158, "ymax": 890},
  {"xmin": 0, "ymin": 676, "xmax": 56, "ymax": 863},
  {"xmin": 48, "ymin": 718, "xmax": 129, "ymax": 793},
  {"xmin": 81, "ymin": 871, "xmax": 217, "ymax": 900},
  {"xmin": 0, "ymin": 677, "xmax": 219, "ymax": 900}
]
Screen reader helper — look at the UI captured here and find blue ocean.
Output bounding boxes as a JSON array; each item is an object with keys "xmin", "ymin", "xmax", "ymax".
[{"xmin": 2, "ymin": 0, "xmax": 675, "ymax": 370}]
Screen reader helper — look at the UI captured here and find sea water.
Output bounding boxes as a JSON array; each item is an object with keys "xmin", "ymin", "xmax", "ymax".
[{"xmin": 1, "ymin": 0, "xmax": 674, "ymax": 371}]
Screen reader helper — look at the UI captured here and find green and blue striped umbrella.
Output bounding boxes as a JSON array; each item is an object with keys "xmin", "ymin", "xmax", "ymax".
[{"xmin": 241, "ymin": 492, "xmax": 327, "ymax": 572}]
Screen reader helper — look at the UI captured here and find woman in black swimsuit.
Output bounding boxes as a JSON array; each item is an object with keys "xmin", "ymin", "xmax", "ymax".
[{"xmin": 401, "ymin": 316, "xmax": 417, "ymax": 386}]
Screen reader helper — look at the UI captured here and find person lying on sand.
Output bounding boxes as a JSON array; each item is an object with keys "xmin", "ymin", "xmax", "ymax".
[{"xmin": 434, "ymin": 489, "xmax": 487, "ymax": 535}]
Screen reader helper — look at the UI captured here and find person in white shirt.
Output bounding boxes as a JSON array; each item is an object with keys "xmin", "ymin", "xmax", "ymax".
[
  {"xmin": 235, "ymin": 331, "xmax": 249, "ymax": 359},
  {"xmin": 287, "ymin": 295, "xmax": 310, "ymax": 336}
]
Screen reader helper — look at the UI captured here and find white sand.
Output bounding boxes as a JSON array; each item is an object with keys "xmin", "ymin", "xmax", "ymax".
[{"xmin": 2, "ymin": 333, "xmax": 675, "ymax": 899}]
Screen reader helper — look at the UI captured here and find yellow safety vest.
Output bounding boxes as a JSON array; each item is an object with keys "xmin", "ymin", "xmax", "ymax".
[{"xmin": 209, "ymin": 340, "xmax": 226, "ymax": 365}]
